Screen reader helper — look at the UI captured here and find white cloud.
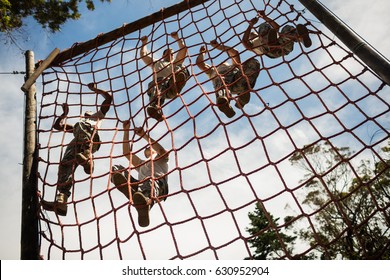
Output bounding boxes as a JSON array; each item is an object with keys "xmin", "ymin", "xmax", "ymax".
[{"xmin": 0, "ymin": 50, "xmax": 26, "ymax": 259}]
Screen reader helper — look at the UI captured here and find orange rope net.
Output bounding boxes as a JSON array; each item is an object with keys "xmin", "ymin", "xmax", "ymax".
[{"xmin": 37, "ymin": 0, "xmax": 389, "ymax": 259}]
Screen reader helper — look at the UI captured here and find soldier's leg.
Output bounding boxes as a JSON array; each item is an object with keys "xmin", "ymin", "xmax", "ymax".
[
  {"xmin": 146, "ymin": 81, "xmax": 164, "ymax": 122},
  {"xmin": 213, "ymin": 76, "xmax": 236, "ymax": 118},
  {"xmin": 74, "ymin": 122, "xmax": 94, "ymax": 174},
  {"xmin": 166, "ymin": 67, "xmax": 189, "ymax": 98},
  {"xmin": 233, "ymin": 58, "xmax": 261, "ymax": 109},
  {"xmin": 41, "ymin": 145, "xmax": 76, "ymax": 216},
  {"xmin": 132, "ymin": 179, "xmax": 152, "ymax": 227},
  {"xmin": 295, "ymin": 24, "xmax": 312, "ymax": 48},
  {"xmin": 279, "ymin": 24, "xmax": 311, "ymax": 53},
  {"xmin": 132, "ymin": 178, "xmax": 165, "ymax": 227},
  {"xmin": 111, "ymin": 165, "xmax": 139, "ymax": 198}
]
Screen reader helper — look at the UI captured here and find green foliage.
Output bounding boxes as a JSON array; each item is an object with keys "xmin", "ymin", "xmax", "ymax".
[
  {"xmin": 0, "ymin": 0, "xmax": 111, "ymax": 33},
  {"xmin": 288, "ymin": 140, "xmax": 390, "ymax": 259},
  {"xmin": 245, "ymin": 203, "xmax": 296, "ymax": 259}
]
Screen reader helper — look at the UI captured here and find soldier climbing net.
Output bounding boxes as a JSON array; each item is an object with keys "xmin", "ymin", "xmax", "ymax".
[{"xmin": 37, "ymin": 0, "xmax": 389, "ymax": 259}]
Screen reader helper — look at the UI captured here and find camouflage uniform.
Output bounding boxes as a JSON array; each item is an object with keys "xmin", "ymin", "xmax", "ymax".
[
  {"xmin": 209, "ymin": 57, "xmax": 260, "ymax": 102},
  {"xmin": 252, "ymin": 23, "xmax": 297, "ymax": 58},
  {"xmin": 57, "ymin": 112, "xmax": 103, "ymax": 197},
  {"xmin": 111, "ymin": 154, "xmax": 169, "ymax": 206},
  {"xmin": 147, "ymin": 60, "xmax": 190, "ymax": 109}
]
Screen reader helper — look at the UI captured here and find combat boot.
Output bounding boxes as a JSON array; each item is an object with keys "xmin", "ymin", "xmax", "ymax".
[
  {"xmin": 147, "ymin": 105, "xmax": 163, "ymax": 122},
  {"xmin": 76, "ymin": 152, "xmax": 94, "ymax": 174},
  {"xmin": 133, "ymin": 192, "xmax": 150, "ymax": 227},
  {"xmin": 296, "ymin": 24, "xmax": 312, "ymax": 48},
  {"xmin": 217, "ymin": 95, "xmax": 235, "ymax": 118},
  {"xmin": 41, "ymin": 193, "xmax": 69, "ymax": 216}
]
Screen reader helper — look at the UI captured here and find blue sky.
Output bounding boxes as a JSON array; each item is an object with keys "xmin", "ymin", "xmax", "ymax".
[{"xmin": 0, "ymin": 0, "xmax": 389, "ymax": 260}]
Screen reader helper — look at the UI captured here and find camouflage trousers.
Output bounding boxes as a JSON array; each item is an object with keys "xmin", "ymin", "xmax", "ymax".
[
  {"xmin": 147, "ymin": 66, "xmax": 190, "ymax": 108},
  {"xmin": 57, "ymin": 122, "xmax": 100, "ymax": 196},
  {"xmin": 258, "ymin": 22, "xmax": 296, "ymax": 58},
  {"xmin": 212, "ymin": 57, "xmax": 260, "ymax": 99},
  {"xmin": 111, "ymin": 164, "xmax": 169, "ymax": 208}
]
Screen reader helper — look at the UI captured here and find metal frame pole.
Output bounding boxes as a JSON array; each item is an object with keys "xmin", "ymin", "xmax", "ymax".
[
  {"xmin": 21, "ymin": 50, "xmax": 40, "ymax": 260},
  {"xmin": 298, "ymin": 0, "xmax": 390, "ymax": 86}
]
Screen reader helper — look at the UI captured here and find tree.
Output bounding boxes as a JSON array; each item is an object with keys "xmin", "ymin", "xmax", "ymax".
[
  {"xmin": 245, "ymin": 202, "xmax": 296, "ymax": 259},
  {"xmin": 0, "ymin": 0, "xmax": 111, "ymax": 33},
  {"xmin": 287, "ymin": 140, "xmax": 390, "ymax": 259}
]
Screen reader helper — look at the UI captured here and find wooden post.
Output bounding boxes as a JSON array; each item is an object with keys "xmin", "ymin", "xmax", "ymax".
[
  {"xmin": 21, "ymin": 50, "xmax": 40, "ymax": 260},
  {"xmin": 298, "ymin": 0, "xmax": 390, "ymax": 86}
]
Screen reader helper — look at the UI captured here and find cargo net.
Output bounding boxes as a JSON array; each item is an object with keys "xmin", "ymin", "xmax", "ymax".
[{"xmin": 37, "ymin": 0, "xmax": 390, "ymax": 259}]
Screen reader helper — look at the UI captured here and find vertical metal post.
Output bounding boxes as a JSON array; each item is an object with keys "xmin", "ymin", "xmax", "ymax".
[
  {"xmin": 298, "ymin": 0, "xmax": 390, "ymax": 86},
  {"xmin": 21, "ymin": 50, "xmax": 39, "ymax": 260}
]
